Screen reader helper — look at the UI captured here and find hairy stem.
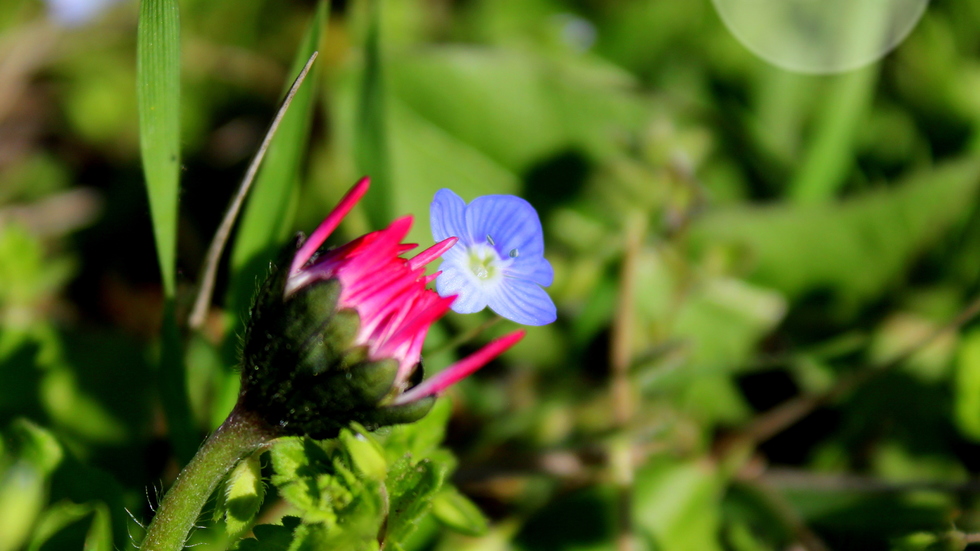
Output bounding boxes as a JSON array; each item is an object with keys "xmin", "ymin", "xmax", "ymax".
[{"xmin": 140, "ymin": 405, "xmax": 276, "ymax": 551}]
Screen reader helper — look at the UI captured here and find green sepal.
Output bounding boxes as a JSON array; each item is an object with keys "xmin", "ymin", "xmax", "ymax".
[
  {"xmin": 296, "ymin": 308, "xmax": 361, "ymax": 375},
  {"xmin": 356, "ymin": 396, "xmax": 436, "ymax": 429},
  {"xmin": 350, "ymin": 359, "xmax": 399, "ymax": 403}
]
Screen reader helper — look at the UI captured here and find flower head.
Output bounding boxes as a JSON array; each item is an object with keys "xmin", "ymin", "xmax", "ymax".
[
  {"xmin": 45, "ymin": 0, "xmax": 124, "ymax": 27},
  {"xmin": 239, "ymin": 178, "xmax": 524, "ymax": 438},
  {"xmin": 430, "ymin": 189, "xmax": 556, "ymax": 326}
]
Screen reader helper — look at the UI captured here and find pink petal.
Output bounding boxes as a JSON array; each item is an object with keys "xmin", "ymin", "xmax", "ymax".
[
  {"xmin": 393, "ymin": 330, "xmax": 526, "ymax": 405},
  {"xmin": 407, "ymin": 237, "xmax": 458, "ymax": 271},
  {"xmin": 291, "ymin": 177, "xmax": 370, "ymax": 274},
  {"xmin": 376, "ymin": 294, "xmax": 454, "ymax": 359}
]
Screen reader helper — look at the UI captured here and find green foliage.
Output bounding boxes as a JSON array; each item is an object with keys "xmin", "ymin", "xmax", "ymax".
[
  {"xmin": 632, "ymin": 459, "xmax": 723, "ymax": 551},
  {"xmin": 354, "ymin": 0, "xmax": 392, "ymax": 229},
  {"xmin": 955, "ymin": 329, "xmax": 980, "ymax": 441},
  {"xmin": 229, "ymin": 0, "xmax": 327, "ymax": 321},
  {"xmin": 137, "ymin": 0, "xmax": 181, "ymax": 298},
  {"xmin": 0, "ymin": 420, "xmax": 62, "ymax": 551},
  {"xmin": 430, "ymin": 487, "xmax": 489, "ymax": 537},
  {"xmin": 694, "ymin": 159, "xmax": 980, "ymax": 308},
  {"xmin": 216, "ymin": 452, "xmax": 266, "ymax": 536},
  {"xmin": 7, "ymin": 0, "xmax": 980, "ymax": 549},
  {"xmin": 27, "ymin": 500, "xmax": 112, "ymax": 551},
  {"xmin": 385, "ymin": 456, "xmax": 448, "ymax": 547},
  {"xmin": 239, "ymin": 399, "xmax": 478, "ymax": 550}
]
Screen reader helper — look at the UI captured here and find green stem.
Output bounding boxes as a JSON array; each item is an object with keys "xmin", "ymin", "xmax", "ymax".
[{"xmin": 140, "ymin": 405, "xmax": 276, "ymax": 551}]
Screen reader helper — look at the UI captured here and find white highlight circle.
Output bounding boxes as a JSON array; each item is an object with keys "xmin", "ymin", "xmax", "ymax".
[{"xmin": 712, "ymin": 0, "xmax": 929, "ymax": 74}]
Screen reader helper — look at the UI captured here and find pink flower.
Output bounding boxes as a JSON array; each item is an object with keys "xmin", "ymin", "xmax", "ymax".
[{"xmin": 239, "ymin": 177, "xmax": 524, "ymax": 437}]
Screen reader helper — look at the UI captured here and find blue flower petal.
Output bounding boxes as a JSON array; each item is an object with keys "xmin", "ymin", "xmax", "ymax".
[
  {"xmin": 464, "ymin": 195, "xmax": 545, "ymax": 260},
  {"xmin": 435, "ymin": 265, "xmax": 489, "ymax": 314},
  {"xmin": 505, "ymin": 255, "xmax": 554, "ymax": 287},
  {"xmin": 430, "ymin": 189, "xmax": 557, "ymax": 325},
  {"xmin": 431, "ymin": 189, "xmax": 470, "ymax": 247},
  {"xmin": 486, "ymin": 277, "xmax": 557, "ymax": 326}
]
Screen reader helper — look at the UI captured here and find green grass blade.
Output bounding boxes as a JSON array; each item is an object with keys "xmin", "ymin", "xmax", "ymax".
[
  {"xmin": 354, "ymin": 0, "xmax": 391, "ymax": 229},
  {"xmin": 137, "ymin": 0, "xmax": 181, "ymax": 297},
  {"xmin": 188, "ymin": 52, "xmax": 319, "ymax": 331},
  {"xmin": 229, "ymin": 1, "xmax": 327, "ymax": 316},
  {"xmin": 788, "ymin": 65, "xmax": 878, "ymax": 204}
]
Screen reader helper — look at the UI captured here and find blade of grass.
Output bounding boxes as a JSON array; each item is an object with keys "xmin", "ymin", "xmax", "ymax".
[
  {"xmin": 788, "ymin": 0, "xmax": 886, "ymax": 203},
  {"xmin": 228, "ymin": 0, "xmax": 327, "ymax": 320},
  {"xmin": 787, "ymin": 65, "xmax": 877, "ymax": 203},
  {"xmin": 137, "ymin": 0, "xmax": 180, "ymax": 298},
  {"xmin": 188, "ymin": 52, "xmax": 319, "ymax": 331},
  {"xmin": 138, "ymin": 0, "xmax": 195, "ymax": 463},
  {"xmin": 354, "ymin": 0, "xmax": 391, "ymax": 229}
]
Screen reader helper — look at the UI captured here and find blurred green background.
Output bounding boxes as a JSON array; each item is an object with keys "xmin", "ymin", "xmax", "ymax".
[{"xmin": 3, "ymin": 0, "xmax": 980, "ymax": 549}]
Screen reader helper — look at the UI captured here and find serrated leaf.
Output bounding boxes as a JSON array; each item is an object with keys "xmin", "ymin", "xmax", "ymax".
[
  {"xmin": 229, "ymin": 0, "xmax": 326, "ymax": 320},
  {"xmin": 234, "ymin": 517, "xmax": 301, "ymax": 551},
  {"xmin": 218, "ymin": 451, "xmax": 266, "ymax": 536},
  {"xmin": 288, "ymin": 521, "xmax": 379, "ymax": 551},
  {"xmin": 269, "ymin": 438, "xmax": 338, "ymax": 523},
  {"xmin": 136, "ymin": 0, "xmax": 180, "ymax": 298},
  {"xmin": 340, "ymin": 427, "xmax": 387, "ymax": 481},
  {"xmin": 385, "ymin": 457, "xmax": 448, "ymax": 544},
  {"xmin": 431, "ymin": 486, "xmax": 488, "ymax": 537},
  {"xmin": 269, "ymin": 436, "xmax": 384, "ymax": 535}
]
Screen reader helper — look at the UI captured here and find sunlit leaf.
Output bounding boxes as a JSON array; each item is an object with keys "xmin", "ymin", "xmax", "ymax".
[{"xmin": 137, "ymin": 0, "xmax": 181, "ymax": 297}]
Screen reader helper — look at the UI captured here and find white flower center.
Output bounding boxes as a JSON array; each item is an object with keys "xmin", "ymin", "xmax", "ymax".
[{"xmin": 467, "ymin": 243, "xmax": 506, "ymax": 282}]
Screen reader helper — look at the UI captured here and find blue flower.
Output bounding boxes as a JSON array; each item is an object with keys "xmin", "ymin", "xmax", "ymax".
[
  {"xmin": 45, "ymin": 0, "xmax": 125, "ymax": 26},
  {"xmin": 430, "ymin": 189, "xmax": 556, "ymax": 326}
]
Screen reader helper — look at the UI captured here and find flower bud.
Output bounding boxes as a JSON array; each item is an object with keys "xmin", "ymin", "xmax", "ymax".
[{"xmin": 237, "ymin": 178, "xmax": 525, "ymax": 439}]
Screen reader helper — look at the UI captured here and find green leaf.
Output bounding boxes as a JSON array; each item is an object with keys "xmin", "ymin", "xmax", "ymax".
[
  {"xmin": 229, "ymin": 1, "xmax": 326, "ymax": 319},
  {"xmin": 159, "ymin": 299, "xmax": 195, "ymax": 464},
  {"xmin": 235, "ymin": 517, "xmax": 301, "ymax": 551},
  {"xmin": 388, "ymin": 48, "xmax": 648, "ymax": 172},
  {"xmin": 0, "ymin": 420, "xmax": 63, "ymax": 551},
  {"xmin": 379, "ymin": 396, "xmax": 452, "ymax": 462},
  {"xmin": 217, "ymin": 451, "xmax": 266, "ymax": 536},
  {"xmin": 693, "ymin": 159, "xmax": 980, "ymax": 308},
  {"xmin": 354, "ymin": 0, "xmax": 391, "ymax": 229},
  {"xmin": 27, "ymin": 500, "xmax": 112, "ymax": 551},
  {"xmin": 340, "ymin": 427, "xmax": 387, "ymax": 482},
  {"xmin": 137, "ymin": 0, "xmax": 181, "ymax": 298},
  {"xmin": 269, "ymin": 438, "xmax": 340, "ymax": 524},
  {"xmin": 268, "ymin": 436, "xmax": 384, "ymax": 536},
  {"xmin": 789, "ymin": 66, "xmax": 879, "ymax": 203},
  {"xmin": 632, "ymin": 459, "xmax": 723, "ymax": 551},
  {"xmin": 431, "ymin": 486, "xmax": 489, "ymax": 537},
  {"xmin": 955, "ymin": 329, "xmax": 980, "ymax": 441},
  {"xmin": 289, "ymin": 522, "xmax": 379, "ymax": 551},
  {"xmin": 385, "ymin": 457, "xmax": 448, "ymax": 544}
]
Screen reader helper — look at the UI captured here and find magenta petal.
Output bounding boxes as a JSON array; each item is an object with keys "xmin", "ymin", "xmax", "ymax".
[
  {"xmin": 291, "ymin": 177, "xmax": 370, "ymax": 274},
  {"xmin": 393, "ymin": 330, "xmax": 526, "ymax": 405},
  {"xmin": 408, "ymin": 237, "xmax": 458, "ymax": 271}
]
